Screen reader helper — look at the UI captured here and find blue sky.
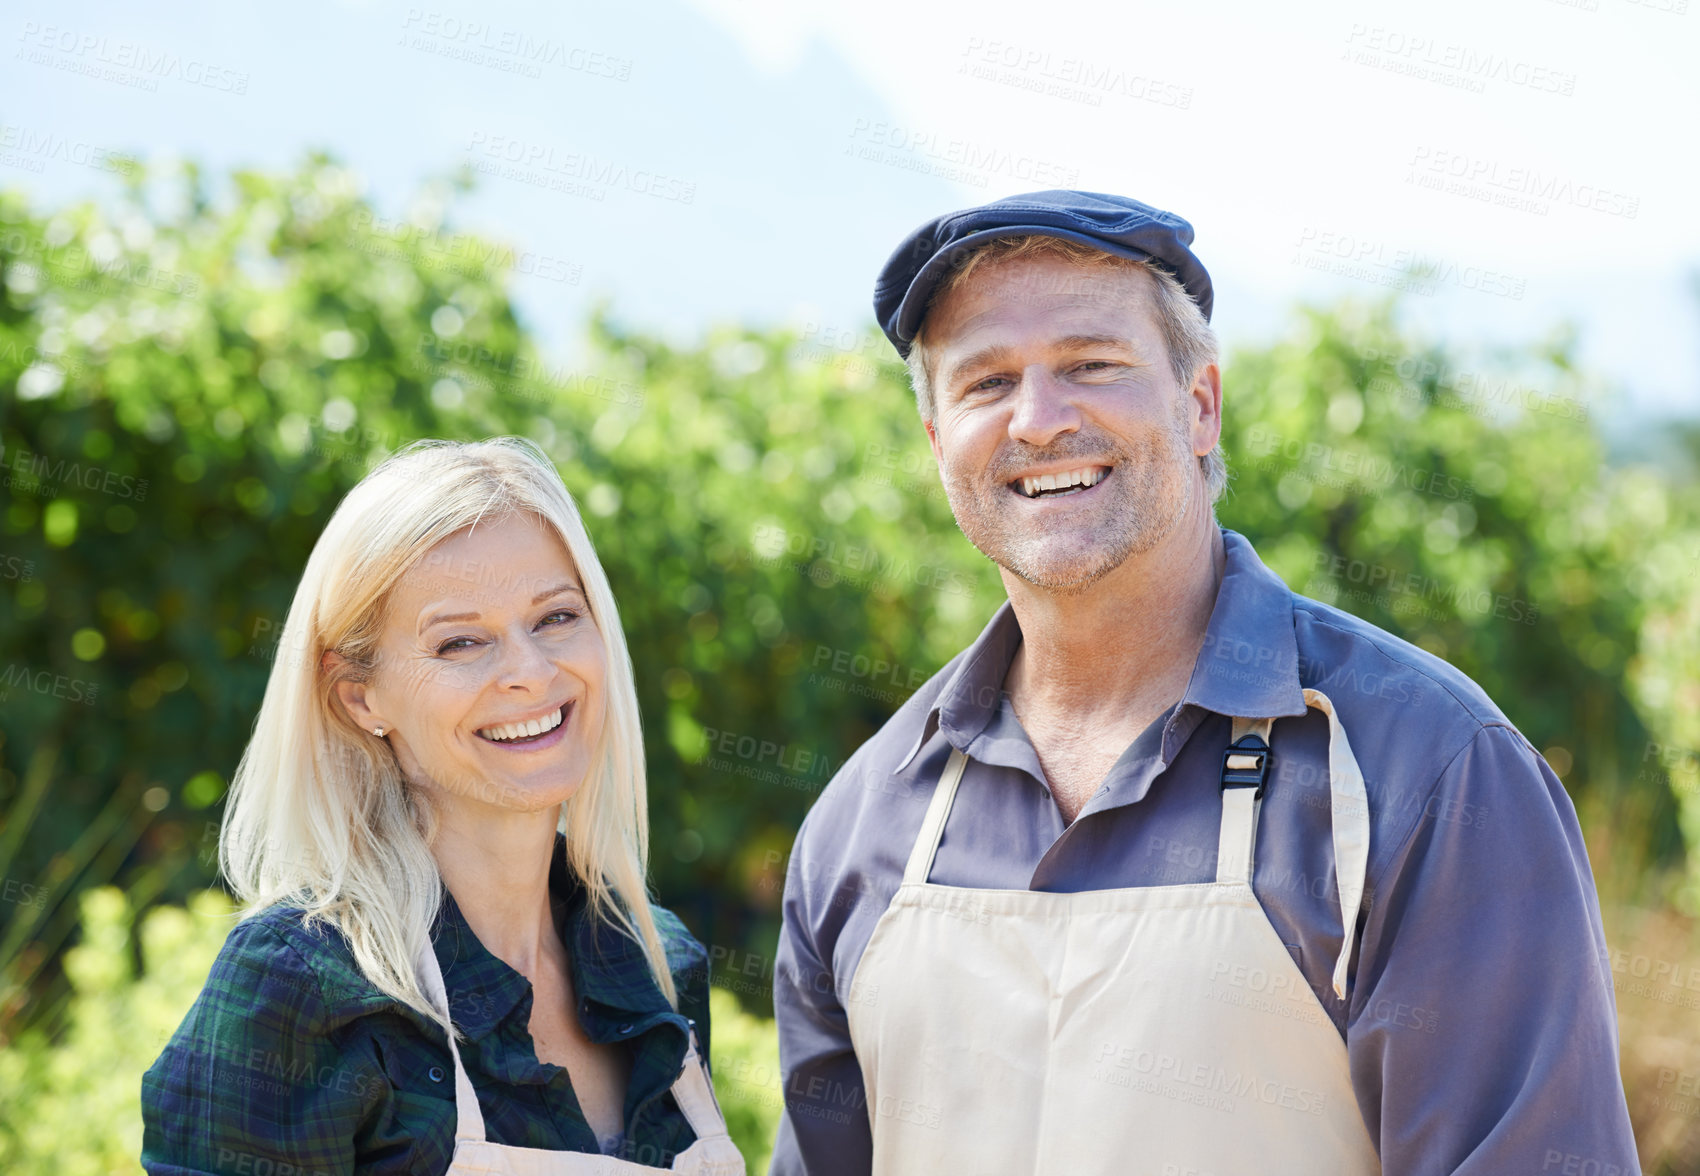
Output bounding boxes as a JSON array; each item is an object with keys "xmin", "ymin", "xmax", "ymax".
[{"xmin": 4, "ymin": 0, "xmax": 1697, "ymax": 421}]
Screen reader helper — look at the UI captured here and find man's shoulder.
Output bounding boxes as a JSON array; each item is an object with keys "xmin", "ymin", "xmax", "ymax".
[
  {"xmin": 1289, "ymin": 591, "xmax": 1529, "ymax": 771},
  {"xmin": 1293, "ymin": 593, "xmax": 1505, "ymax": 716}
]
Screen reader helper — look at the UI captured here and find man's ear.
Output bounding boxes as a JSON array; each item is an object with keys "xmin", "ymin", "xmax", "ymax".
[
  {"xmin": 1189, "ymin": 361, "xmax": 1223, "ymax": 457},
  {"xmin": 926, "ymin": 419, "xmax": 943, "ymax": 470}
]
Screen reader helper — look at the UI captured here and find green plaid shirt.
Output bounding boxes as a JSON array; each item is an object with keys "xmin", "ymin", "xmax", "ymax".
[{"xmin": 141, "ymin": 837, "xmax": 714, "ymax": 1175}]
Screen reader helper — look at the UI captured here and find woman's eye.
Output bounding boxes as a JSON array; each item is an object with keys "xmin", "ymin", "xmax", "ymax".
[{"xmin": 434, "ymin": 609, "xmax": 580, "ymax": 654}]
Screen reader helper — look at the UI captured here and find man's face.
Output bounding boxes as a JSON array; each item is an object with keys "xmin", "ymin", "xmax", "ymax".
[{"xmin": 924, "ymin": 252, "xmax": 1220, "ymax": 591}]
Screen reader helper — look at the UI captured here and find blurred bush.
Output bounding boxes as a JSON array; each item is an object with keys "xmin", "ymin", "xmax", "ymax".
[
  {"xmin": 0, "ymin": 886, "xmax": 234, "ymax": 1173},
  {"xmin": 3, "ymin": 155, "xmax": 1700, "ymax": 1169},
  {"xmin": 707, "ymin": 987, "xmax": 783, "ymax": 1174}
]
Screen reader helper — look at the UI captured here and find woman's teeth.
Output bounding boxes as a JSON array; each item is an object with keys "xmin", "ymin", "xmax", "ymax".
[
  {"xmin": 1019, "ymin": 467, "xmax": 1107, "ymax": 498},
  {"xmin": 478, "ymin": 706, "xmax": 564, "ymax": 743}
]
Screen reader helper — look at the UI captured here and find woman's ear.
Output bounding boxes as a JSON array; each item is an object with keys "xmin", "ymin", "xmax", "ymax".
[
  {"xmin": 322, "ymin": 650, "xmax": 383, "ymax": 732},
  {"xmin": 333, "ymin": 678, "xmax": 380, "ymax": 731}
]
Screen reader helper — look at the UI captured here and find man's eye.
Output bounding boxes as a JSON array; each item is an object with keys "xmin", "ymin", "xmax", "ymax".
[
  {"xmin": 968, "ymin": 376, "xmax": 1009, "ymax": 393},
  {"xmin": 1074, "ymin": 361, "xmax": 1115, "ymax": 373}
]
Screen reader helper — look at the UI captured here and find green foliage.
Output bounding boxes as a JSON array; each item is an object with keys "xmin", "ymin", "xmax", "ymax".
[
  {"xmin": 4, "ymin": 153, "xmax": 1700, "ymax": 1165},
  {"xmin": 0, "ymin": 887, "xmax": 235, "ymax": 1174},
  {"xmin": 0, "ymin": 155, "xmax": 1008, "ymax": 1025},
  {"xmin": 706, "ymin": 987, "xmax": 783, "ymax": 1174},
  {"xmin": 1215, "ymin": 301, "xmax": 1698, "ymax": 886}
]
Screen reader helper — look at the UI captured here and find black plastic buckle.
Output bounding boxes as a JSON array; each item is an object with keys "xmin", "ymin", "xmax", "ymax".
[{"xmin": 1220, "ymin": 734, "xmax": 1271, "ymax": 799}]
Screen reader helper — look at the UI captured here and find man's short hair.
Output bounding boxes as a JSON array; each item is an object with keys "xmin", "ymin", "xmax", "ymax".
[{"xmin": 903, "ymin": 234, "xmax": 1228, "ymax": 505}]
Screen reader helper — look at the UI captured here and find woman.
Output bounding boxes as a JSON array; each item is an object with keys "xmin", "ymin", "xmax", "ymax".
[{"xmin": 142, "ymin": 437, "xmax": 744, "ymax": 1175}]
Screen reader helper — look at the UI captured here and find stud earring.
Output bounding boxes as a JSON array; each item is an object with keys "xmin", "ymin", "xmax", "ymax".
[{"xmin": 373, "ymin": 727, "xmax": 386, "ymax": 737}]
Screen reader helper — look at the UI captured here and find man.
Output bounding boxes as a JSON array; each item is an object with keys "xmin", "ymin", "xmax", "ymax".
[{"xmin": 768, "ymin": 191, "xmax": 1640, "ymax": 1175}]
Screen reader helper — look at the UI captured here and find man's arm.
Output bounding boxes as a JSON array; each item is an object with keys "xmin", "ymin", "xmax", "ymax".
[
  {"xmin": 1348, "ymin": 723, "xmax": 1639, "ymax": 1175},
  {"xmin": 768, "ymin": 806, "xmax": 874, "ymax": 1176}
]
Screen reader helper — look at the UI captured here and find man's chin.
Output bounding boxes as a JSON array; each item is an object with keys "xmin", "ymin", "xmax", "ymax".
[{"xmin": 985, "ymin": 538, "xmax": 1133, "ymax": 594}]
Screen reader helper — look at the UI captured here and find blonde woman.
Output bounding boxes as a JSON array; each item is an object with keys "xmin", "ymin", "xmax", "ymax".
[{"xmin": 141, "ymin": 437, "xmax": 744, "ymax": 1175}]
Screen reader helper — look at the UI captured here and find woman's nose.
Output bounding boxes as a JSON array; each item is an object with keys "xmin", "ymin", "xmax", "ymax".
[{"xmin": 494, "ymin": 629, "xmax": 557, "ymax": 689}]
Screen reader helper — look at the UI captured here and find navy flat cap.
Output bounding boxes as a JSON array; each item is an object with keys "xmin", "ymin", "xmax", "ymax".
[{"xmin": 873, "ymin": 190, "xmax": 1212, "ymax": 359}]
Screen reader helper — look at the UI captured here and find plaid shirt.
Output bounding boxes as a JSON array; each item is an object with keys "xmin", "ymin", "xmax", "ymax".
[{"xmin": 141, "ymin": 836, "xmax": 714, "ymax": 1175}]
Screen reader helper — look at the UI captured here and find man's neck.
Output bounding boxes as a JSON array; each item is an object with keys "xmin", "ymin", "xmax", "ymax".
[{"xmin": 1002, "ymin": 507, "xmax": 1226, "ymax": 730}]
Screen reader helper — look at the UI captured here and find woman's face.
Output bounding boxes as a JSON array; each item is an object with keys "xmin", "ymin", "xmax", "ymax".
[{"xmin": 335, "ymin": 512, "xmax": 610, "ymax": 817}]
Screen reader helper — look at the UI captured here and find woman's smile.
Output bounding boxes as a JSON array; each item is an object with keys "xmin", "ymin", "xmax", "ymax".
[{"xmin": 475, "ymin": 701, "xmax": 574, "ymax": 750}]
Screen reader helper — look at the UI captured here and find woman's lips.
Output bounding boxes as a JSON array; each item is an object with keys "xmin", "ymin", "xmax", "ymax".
[{"xmin": 476, "ymin": 702, "xmax": 572, "ymax": 750}]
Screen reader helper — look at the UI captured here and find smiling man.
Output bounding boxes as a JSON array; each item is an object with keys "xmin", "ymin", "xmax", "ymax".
[{"xmin": 768, "ymin": 192, "xmax": 1640, "ymax": 1175}]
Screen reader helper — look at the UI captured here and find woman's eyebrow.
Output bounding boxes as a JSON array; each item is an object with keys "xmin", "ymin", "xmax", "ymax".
[{"xmin": 418, "ymin": 581, "xmax": 584, "ymax": 632}]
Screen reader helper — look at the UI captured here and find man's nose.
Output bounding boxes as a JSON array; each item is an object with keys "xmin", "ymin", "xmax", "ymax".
[{"xmin": 1007, "ymin": 366, "xmax": 1082, "ymax": 447}]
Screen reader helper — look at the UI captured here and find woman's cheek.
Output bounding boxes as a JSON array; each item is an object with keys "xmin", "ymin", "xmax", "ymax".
[{"xmin": 561, "ymin": 627, "xmax": 609, "ymax": 680}]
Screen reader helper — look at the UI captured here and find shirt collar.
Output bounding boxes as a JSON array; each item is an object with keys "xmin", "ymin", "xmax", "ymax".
[
  {"xmin": 894, "ymin": 598, "xmax": 1021, "ymax": 772},
  {"xmin": 430, "ymin": 833, "xmax": 677, "ymax": 1039},
  {"xmin": 1179, "ymin": 528, "xmax": 1308, "ymax": 725},
  {"xmin": 895, "ymin": 527, "xmax": 1306, "ymax": 773}
]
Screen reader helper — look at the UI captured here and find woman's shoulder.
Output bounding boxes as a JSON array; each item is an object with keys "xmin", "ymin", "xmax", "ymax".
[
  {"xmin": 210, "ymin": 902, "xmax": 397, "ymax": 1021},
  {"xmin": 142, "ymin": 906, "xmax": 401, "ymax": 1173},
  {"xmin": 647, "ymin": 900, "xmax": 708, "ymax": 980}
]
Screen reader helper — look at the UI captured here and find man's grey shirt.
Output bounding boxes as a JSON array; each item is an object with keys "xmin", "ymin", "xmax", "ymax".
[{"xmin": 769, "ymin": 528, "xmax": 1638, "ymax": 1176}]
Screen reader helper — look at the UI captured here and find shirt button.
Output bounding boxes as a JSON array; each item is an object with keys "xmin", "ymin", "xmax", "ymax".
[{"xmin": 428, "ymin": 1065, "xmax": 446, "ymax": 1083}]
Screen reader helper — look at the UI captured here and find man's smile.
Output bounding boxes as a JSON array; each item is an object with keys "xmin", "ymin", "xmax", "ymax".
[{"xmin": 1010, "ymin": 465, "xmax": 1112, "ymax": 499}]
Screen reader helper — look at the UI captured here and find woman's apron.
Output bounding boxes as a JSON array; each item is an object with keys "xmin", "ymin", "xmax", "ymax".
[
  {"xmin": 415, "ymin": 935, "xmax": 746, "ymax": 1175},
  {"xmin": 845, "ymin": 688, "xmax": 1382, "ymax": 1175}
]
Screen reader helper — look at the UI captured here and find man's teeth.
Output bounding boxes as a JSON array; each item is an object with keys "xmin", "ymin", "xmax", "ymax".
[
  {"xmin": 1020, "ymin": 467, "xmax": 1107, "ymax": 498},
  {"xmin": 479, "ymin": 707, "xmax": 564, "ymax": 742}
]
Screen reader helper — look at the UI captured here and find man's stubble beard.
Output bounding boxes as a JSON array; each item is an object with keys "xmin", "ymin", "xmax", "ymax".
[{"xmin": 940, "ymin": 407, "xmax": 1199, "ymax": 594}]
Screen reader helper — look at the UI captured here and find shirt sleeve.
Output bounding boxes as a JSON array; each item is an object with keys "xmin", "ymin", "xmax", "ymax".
[
  {"xmin": 140, "ymin": 917, "xmax": 385, "ymax": 1176},
  {"xmin": 768, "ymin": 807, "xmax": 874, "ymax": 1176},
  {"xmin": 1348, "ymin": 723, "xmax": 1640, "ymax": 1176}
]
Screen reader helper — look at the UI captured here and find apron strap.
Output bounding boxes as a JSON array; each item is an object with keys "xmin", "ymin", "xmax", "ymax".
[
  {"xmin": 1214, "ymin": 695, "xmax": 1371, "ymax": 1002},
  {"xmin": 419, "ymin": 940, "xmax": 740, "ymax": 1163},
  {"xmin": 1214, "ymin": 717, "xmax": 1273, "ymax": 886},
  {"xmin": 666, "ymin": 1026, "xmax": 736, "ymax": 1145},
  {"xmin": 915, "ymin": 709, "xmax": 1370, "ymax": 1002},
  {"xmin": 903, "ymin": 746, "xmax": 969, "ymax": 886},
  {"xmin": 415, "ymin": 935, "xmax": 489, "ymax": 1144},
  {"xmin": 1301, "ymin": 688, "xmax": 1371, "ymax": 1001}
]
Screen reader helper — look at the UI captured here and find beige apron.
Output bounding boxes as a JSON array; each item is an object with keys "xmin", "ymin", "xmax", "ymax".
[
  {"xmin": 416, "ymin": 935, "xmax": 746, "ymax": 1176},
  {"xmin": 845, "ymin": 688, "xmax": 1381, "ymax": 1175}
]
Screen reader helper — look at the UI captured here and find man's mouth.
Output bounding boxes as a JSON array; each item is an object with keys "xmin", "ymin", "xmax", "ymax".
[
  {"xmin": 476, "ymin": 703, "xmax": 569, "ymax": 744},
  {"xmin": 1012, "ymin": 466, "xmax": 1110, "ymax": 499}
]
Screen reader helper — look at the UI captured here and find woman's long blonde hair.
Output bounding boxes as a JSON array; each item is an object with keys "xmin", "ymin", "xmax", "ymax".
[{"xmin": 220, "ymin": 436, "xmax": 678, "ymax": 1025}]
